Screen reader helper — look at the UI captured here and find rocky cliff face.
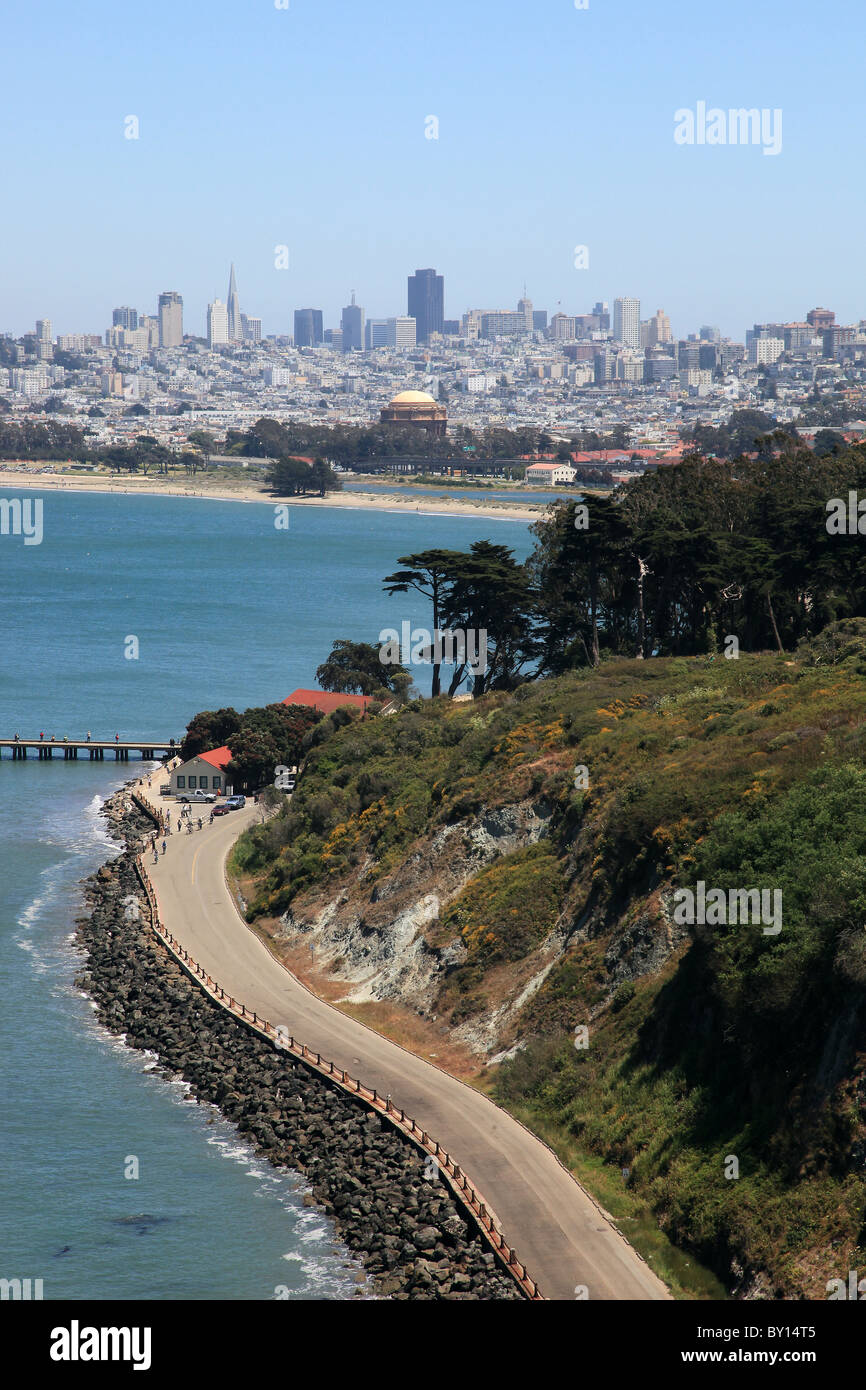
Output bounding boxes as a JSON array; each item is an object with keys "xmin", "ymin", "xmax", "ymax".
[{"xmin": 274, "ymin": 800, "xmax": 553, "ymax": 1028}]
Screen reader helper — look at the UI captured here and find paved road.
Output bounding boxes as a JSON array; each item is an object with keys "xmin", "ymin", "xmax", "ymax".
[{"xmin": 144, "ymin": 789, "xmax": 670, "ymax": 1301}]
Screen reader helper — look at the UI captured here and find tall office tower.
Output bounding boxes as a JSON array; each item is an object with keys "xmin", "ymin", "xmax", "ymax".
[
  {"xmin": 158, "ymin": 292, "xmax": 183, "ymax": 347},
  {"xmin": 699, "ymin": 324, "xmax": 720, "ymax": 343},
  {"xmin": 387, "ymin": 316, "xmax": 417, "ymax": 348},
  {"xmin": 592, "ymin": 301, "xmax": 610, "ymax": 332},
  {"xmin": 243, "ymin": 316, "xmax": 262, "ymax": 342},
  {"xmin": 112, "ymin": 306, "xmax": 138, "ymax": 330},
  {"xmin": 365, "ymin": 320, "xmax": 389, "ymax": 349},
  {"xmin": 35, "ymin": 319, "xmax": 52, "ymax": 343},
  {"xmin": 648, "ymin": 309, "xmax": 672, "ymax": 345},
  {"xmin": 226, "ymin": 264, "xmax": 242, "ymax": 341},
  {"xmin": 613, "ymin": 297, "xmax": 640, "ymax": 348},
  {"xmin": 293, "ymin": 308, "xmax": 323, "ymax": 347},
  {"xmin": 207, "ymin": 299, "xmax": 229, "ymax": 348},
  {"xmin": 407, "ymin": 267, "xmax": 444, "ymax": 343},
  {"xmin": 340, "ymin": 293, "xmax": 365, "ymax": 352},
  {"xmin": 532, "ymin": 309, "xmax": 548, "ymax": 332},
  {"xmin": 518, "ymin": 294, "xmax": 533, "ymax": 332}
]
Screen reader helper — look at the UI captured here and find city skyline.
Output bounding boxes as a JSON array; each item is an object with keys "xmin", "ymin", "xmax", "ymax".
[
  {"xmin": 1, "ymin": 0, "xmax": 863, "ymax": 339},
  {"xmin": 12, "ymin": 264, "xmax": 858, "ymax": 351}
]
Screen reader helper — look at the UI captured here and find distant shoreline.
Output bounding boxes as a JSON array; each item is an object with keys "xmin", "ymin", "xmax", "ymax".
[{"xmin": 0, "ymin": 468, "xmax": 549, "ymax": 523}]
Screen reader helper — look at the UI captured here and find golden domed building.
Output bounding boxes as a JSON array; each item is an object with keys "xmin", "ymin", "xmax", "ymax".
[{"xmin": 380, "ymin": 389, "xmax": 447, "ymax": 437}]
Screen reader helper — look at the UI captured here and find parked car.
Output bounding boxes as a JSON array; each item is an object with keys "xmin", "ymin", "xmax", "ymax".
[
  {"xmin": 212, "ymin": 803, "xmax": 231, "ymax": 816},
  {"xmin": 226, "ymin": 795, "xmax": 246, "ymax": 808},
  {"xmin": 177, "ymin": 789, "xmax": 217, "ymax": 803}
]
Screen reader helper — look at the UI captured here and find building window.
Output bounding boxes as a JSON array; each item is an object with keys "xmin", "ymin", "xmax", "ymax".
[
  {"xmin": 212, "ymin": 776, "xmax": 221, "ymax": 789},
  {"xmin": 177, "ymin": 776, "xmax": 185, "ymax": 789},
  {"xmin": 188, "ymin": 776, "xmax": 197, "ymax": 788}
]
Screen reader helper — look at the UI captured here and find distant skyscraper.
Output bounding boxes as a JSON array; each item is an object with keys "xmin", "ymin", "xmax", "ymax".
[
  {"xmin": 294, "ymin": 308, "xmax": 323, "ymax": 347},
  {"xmin": 243, "ymin": 315, "xmax": 262, "ymax": 342},
  {"xmin": 532, "ymin": 309, "xmax": 548, "ymax": 332},
  {"xmin": 225, "ymin": 265, "xmax": 241, "ymax": 341},
  {"xmin": 593, "ymin": 301, "xmax": 610, "ymax": 333},
  {"xmin": 407, "ymin": 268, "xmax": 444, "ymax": 343},
  {"xmin": 387, "ymin": 316, "xmax": 416, "ymax": 349},
  {"xmin": 226, "ymin": 264, "xmax": 242, "ymax": 341},
  {"xmin": 35, "ymin": 319, "xmax": 52, "ymax": 343},
  {"xmin": 207, "ymin": 299, "xmax": 229, "ymax": 348},
  {"xmin": 699, "ymin": 324, "xmax": 720, "ymax": 343},
  {"xmin": 613, "ymin": 297, "xmax": 640, "ymax": 348},
  {"xmin": 341, "ymin": 293, "xmax": 365, "ymax": 352},
  {"xmin": 648, "ymin": 309, "xmax": 672, "ymax": 345},
  {"xmin": 112, "ymin": 307, "xmax": 138, "ymax": 331},
  {"xmin": 365, "ymin": 319, "xmax": 389, "ymax": 349},
  {"xmin": 518, "ymin": 294, "xmax": 533, "ymax": 332},
  {"xmin": 158, "ymin": 292, "xmax": 183, "ymax": 347}
]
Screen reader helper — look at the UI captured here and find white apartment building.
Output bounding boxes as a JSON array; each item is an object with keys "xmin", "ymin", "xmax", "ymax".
[
  {"xmin": 207, "ymin": 299, "xmax": 229, "ymax": 348},
  {"xmin": 12, "ymin": 366, "xmax": 48, "ymax": 395},
  {"xmin": 461, "ymin": 371, "xmax": 498, "ymax": 392},
  {"xmin": 749, "ymin": 337, "xmax": 784, "ymax": 365},
  {"xmin": 263, "ymin": 367, "xmax": 291, "ymax": 386},
  {"xmin": 387, "ymin": 316, "xmax": 416, "ymax": 349},
  {"xmin": 613, "ymin": 297, "xmax": 641, "ymax": 348}
]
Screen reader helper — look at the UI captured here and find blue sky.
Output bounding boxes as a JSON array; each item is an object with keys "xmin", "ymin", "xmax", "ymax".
[{"xmin": 0, "ymin": 0, "xmax": 860, "ymax": 339}]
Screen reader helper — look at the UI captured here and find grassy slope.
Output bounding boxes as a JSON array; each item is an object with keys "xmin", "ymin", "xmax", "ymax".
[{"xmin": 232, "ymin": 626, "xmax": 866, "ymax": 1299}]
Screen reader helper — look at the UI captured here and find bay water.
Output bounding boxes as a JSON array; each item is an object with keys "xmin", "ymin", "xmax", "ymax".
[{"xmin": 0, "ymin": 489, "xmax": 531, "ymax": 1300}]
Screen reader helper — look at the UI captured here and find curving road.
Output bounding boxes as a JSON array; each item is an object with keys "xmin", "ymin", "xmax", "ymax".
[{"xmin": 143, "ymin": 789, "xmax": 670, "ymax": 1301}]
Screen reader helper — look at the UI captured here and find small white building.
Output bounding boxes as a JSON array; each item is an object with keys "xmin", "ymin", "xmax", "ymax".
[
  {"xmin": 524, "ymin": 462, "xmax": 578, "ymax": 485},
  {"xmin": 169, "ymin": 745, "xmax": 233, "ymax": 797}
]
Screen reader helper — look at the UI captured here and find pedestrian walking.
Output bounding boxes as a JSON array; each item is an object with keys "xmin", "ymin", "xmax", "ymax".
[
  {"xmin": 197, "ymin": 817, "xmax": 202, "ymax": 831},
  {"xmin": 115, "ymin": 733, "xmax": 119, "ymax": 743},
  {"xmin": 86, "ymin": 732, "xmax": 91, "ymax": 742},
  {"xmin": 209, "ymin": 811, "xmax": 214, "ymax": 824},
  {"xmin": 161, "ymin": 841, "xmax": 166, "ymax": 856}
]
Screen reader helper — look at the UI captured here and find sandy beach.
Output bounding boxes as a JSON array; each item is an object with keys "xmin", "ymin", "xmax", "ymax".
[{"xmin": 0, "ymin": 467, "xmax": 551, "ymax": 522}]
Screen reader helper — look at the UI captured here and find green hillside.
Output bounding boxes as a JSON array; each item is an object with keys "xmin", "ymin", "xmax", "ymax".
[{"xmin": 232, "ymin": 622, "xmax": 866, "ymax": 1298}]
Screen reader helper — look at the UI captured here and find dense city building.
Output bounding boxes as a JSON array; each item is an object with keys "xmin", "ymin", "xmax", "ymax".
[
  {"xmin": 340, "ymin": 294, "xmax": 365, "ymax": 353},
  {"xmin": 157, "ymin": 291, "xmax": 183, "ymax": 347},
  {"xmin": 407, "ymin": 268, "xmax": 444, "ymax": 343},
  {"xmin": 294, "ymin": 308, "xmax": 323, "ymax": 347}
]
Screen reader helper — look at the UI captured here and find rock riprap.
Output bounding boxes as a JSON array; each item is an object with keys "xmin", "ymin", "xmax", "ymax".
[{"xmin": 74, "ymin": 788, "xmax": 523, "ymax": 1301}]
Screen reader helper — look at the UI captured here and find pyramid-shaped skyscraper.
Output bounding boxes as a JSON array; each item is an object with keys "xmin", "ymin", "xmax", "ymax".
[{"xmin": 226, "ymin": 263, "xmax": 242, "ymax": 341}]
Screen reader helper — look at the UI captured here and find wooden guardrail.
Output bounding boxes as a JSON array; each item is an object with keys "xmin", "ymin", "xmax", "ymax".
[{"xmin": 131, "ymin": 844, "xmax": 543, "ymax": 1300}]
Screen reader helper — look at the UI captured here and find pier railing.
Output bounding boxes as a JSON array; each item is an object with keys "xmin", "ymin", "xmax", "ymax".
[{"xmin": 131, "ymin": 847, "xmax": 543, "ymax": 1301}]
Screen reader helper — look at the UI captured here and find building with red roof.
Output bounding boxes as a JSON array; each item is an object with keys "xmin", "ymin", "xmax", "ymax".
[
  {"xmin": 197, "ymin": 745, "xmax": 233, "ymax": 769},
  {"xmin": 169, "ymin": 744, "xmax": 234, "ymax": 797},
  {"xmin": 282, "ymin": 688, "xmax": 374, "ymax": 716}
]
